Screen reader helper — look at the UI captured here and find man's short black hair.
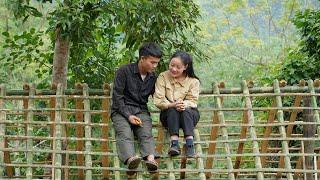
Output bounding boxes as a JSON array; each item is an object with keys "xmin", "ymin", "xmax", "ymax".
[{"xmin": 139, "ymin": 42, "xmax": 162, "ymax": 60}]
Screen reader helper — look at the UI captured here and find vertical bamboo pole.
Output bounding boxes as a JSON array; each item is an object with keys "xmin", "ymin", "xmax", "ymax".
[
  {"xmin": 303, "ymin": 79, "xmax": 319, "ymax": 180},
  {"xmin": 277, "ymin": 95, "xmax": 302, "ymax": 178},
  {"xmin": 63, "ymin": 91, "xmax": 69, "ymax": 180},
  {"xmin": 234, "ymin": 82, "xmax": 252, "ymax": 178},
  {"xmin": 285, "ymin": 96, "xmax": 303, "ymax": 136},
  {"xmin": 309, "ymin": 79, "xmax": 320, "ymax": 141},
  {"xmin": 83, "ymin": 84, "xmax": 92, "ymax": 179},
  {"xmin": 26, "ymin": 84, "xmax": 35, "ymax": 180},
  {"xmin": 23, "ymin": 84, "xmax": 31, "ymax": 178},
  {"xmin": 180, "ymin": 145, "xmax": 186, "ymax": 179},
  {"xmin": 294, "ymin": 155, "xmax": 302, "ymax": 179},
  {"xmin": 154, "ymin": 123, "xmax": 165, "ymax": 180},
  {"xmin": 165, "ymin": 129, "xmax": 175, "ymax": 180},
  {"xmin": 241, "ymin": 80, "xmax": 264, "ymax": 180},
  {"xmin": 167, "ymin": 157, "xmax": 175, "ymax": 180},
  {"xmin": 194, "ymin": 129, "xmax": 206, "ymax": 180},
  {"xmin": 50, "ymin": 84, "xmax": 57, "ymax": 179},
  {"xmin": 0, "ymin": 85, "xmax": 6, "ymax": 178},
  {"xmin": 260, "ymin": 100, "xmax": 276, "ymax": 167},
  {"xmin": 54, "ymin": 84, "xmax": 63, "ymax": 180},
  {"xmin": 3, "ymin": 134, "xmax": 12, "ymax": 178},
  {"xmin": 75, "ymin": 83, "xmax": 84, "ymax": 179},
  {"xmin": 273, "ymin": 79, "xmax": 293, "ymax": 180},
  {"xmin": 309, "ymin": 79, "xmax": 320, "ymax": 139},
  {"xmin": 111, "ymin": 128, "xmax": 120, "ymax": 180},
  {"xmin": 213, "ymin": 82, "xmax": 235, "ymax": 180},
  {"xmin": 301, "ymin": 141, "xmax": 307, "ymax": 179},
  {"xmin": 101, "ymin": 83, "xmax": 111, "ymax": 179},
  {"xmin": 205, "ymin": 82, "xmax": 224, "ymax": 179},
  {"xmin": 2, "ymin": 85, "xmax": 13, "ymax": 178},
  {"xmin": 318, "ymin": 155, "xmax": 320, "ymax": 178}
]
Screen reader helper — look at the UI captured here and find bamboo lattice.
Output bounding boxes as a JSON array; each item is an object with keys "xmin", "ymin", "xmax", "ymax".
[{"xmin": 0, "ymin": 80, "xmax": 319, "ymax": 179}]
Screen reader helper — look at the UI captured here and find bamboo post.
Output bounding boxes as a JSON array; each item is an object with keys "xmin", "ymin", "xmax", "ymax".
[
  {"xmin": 75, "ymin": 83, "xmax": 84, "ymax": 179},
  {"xmin": 194, "ymin": 129, "xmax": 206, "ymax": 180},
  {"xmin": 53, "ymin": 84, "xmax": 64, "ymax": 179},
  {"xmin": 154, "ymin": 124, "xmax": 165, "ymax": 180},
  {"xmin": 273, "ymin": 79, "xmax": 293, "ymax": 180},
  {"xmin": 180, "ymin": 145, "xmax": 186, "ymax": 179},
  {"xmin": 302, "ymin": 141, "xmax": 306, "ymax": 179},
  {"xmin": 164, "ymin": 127, "xmax": 175, "ymax": 180},
  {"xmin": 101, "ymin": 83, "xmax": 111, "ymax": 179},
  {"xmin": 234, "ymin": 81, "xmax": 253, "ymax": 178},
  {"xmin": 312, "ymin": 79, "xmax": 320, "ymax": 138},
  {"xmin": 241, "ymin": 80, "xmax": 263, "ymax": 180},
  {"xmin": 50, "ymin": 84, "xmax": 57, "ymax": 178},
  {"xmin": 26, "ymin": 84, "xmax": 35, "ymax": 180},
  {"xmin": 82, "ymin": 84, "xmax": 92, "ymax": 179},
  {"xmin": 111, "ymin": 128, "xmax": 120, "ymax": 180},
  {"xmin": 167, "ymin": 157, "xmax": 175, "ymax": 180},
  {"xmin": 318, "ymin": 158, "xmax": 320, "ymax": 180},
  {"xmin": 0, "ymin": 85, "xmax": 6, "ymax": 178},
  {"xmin": 308, "ymin": 79, "xmax": 320, "ymax": 140},
  {"xmin": 302, "ymin": 79, "xmax": 319, "ymax": 180},
  {"xmin": 2, "ymin": 85, "xmax": 13, "ymax": 178},
  {"xmin": 23, "ymin": 84, "xmax": 30, "ymax": 178},
  {"xmin": 260, "ymin": 100, "xmax": 276, "ymax": 167},
  {"xmin": 234, "ymin": 108, "xmax": 249, "ymax": 174},
  {"xmin": 213, "ymin": 82, "xmax": 235, "ymax": 180},
  {"xmin": 205, "ymin": 82, "xmax": 224, "ymax": 179},
  {"xmin": 277, "ymin": 95, "xmax": 302, "ymax": 178},
  {"xmin": 63, "ymin": 92, "xmax": 69, "ymax": 180},
  {"xmin": 317, "ymin": 83, "xmax": 320, "ymax": 179},
  {"xmin": 285, "ymin": 96, "xmax": 303, "ymax": 136}
]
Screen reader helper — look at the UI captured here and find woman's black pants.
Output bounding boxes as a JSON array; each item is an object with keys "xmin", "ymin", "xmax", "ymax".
[{"xmin": 160, "ymin": 107, "xmax": 200, "ymax": 137}]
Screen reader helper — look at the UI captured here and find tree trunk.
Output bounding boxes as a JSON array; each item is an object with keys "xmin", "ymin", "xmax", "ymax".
[
  {"xmin": 52, "ymin": 29, "xmax": 69, "ymax": 88},
  {"xmin": 51, "ymin": 29, "xmax": 69, "ymax": 179},
  {"xmin": 303, "ymin": 97, "xmax": 315, "ymax": 180}
]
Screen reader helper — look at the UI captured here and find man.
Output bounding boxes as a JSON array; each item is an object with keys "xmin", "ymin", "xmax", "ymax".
[{"xmin": 111, "ymin": 42, "xmax": 162, "ymax": 175}]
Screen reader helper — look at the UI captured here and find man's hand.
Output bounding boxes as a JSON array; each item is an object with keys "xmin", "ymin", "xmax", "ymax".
[{"xmin": 128, "ymin": 115, "xmax": 143, "ymax": 126}]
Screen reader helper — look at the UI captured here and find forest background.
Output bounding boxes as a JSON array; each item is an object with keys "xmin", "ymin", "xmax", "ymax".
[{"xmin": 0, "ymin": 0, "xmax": 320, "ymax": 90}]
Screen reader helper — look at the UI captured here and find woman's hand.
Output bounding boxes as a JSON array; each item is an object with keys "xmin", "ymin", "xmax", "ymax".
[
  {"xmin": 175, "ymin": 100, "xmax": 186, "ymax": 111},
  {"xmin": 167, "ymin": 100, "xmax": 186, "ymax": 111},
  {"xmin": 176, "ymin": 102, "xmax": 185, "ymax": 111}
]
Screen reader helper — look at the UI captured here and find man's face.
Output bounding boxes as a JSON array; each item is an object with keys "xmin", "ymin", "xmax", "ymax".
[{"xmin": 141, "ymin": 56, "xmax": 161, "ymax": 73}]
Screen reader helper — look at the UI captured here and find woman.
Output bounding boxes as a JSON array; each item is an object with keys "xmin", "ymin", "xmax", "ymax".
[{"xmin": 154, "ymin": 50, "xmax": 200, "ymax": 158}]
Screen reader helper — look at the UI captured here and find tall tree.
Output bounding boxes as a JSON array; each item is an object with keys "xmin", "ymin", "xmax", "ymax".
[{"xmin": 1, "ymin": 0, "xmax": 205, "ymax": 88}]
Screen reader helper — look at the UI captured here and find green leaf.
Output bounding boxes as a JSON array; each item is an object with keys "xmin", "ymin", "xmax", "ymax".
[{"xmin": 2, "ymin": 32, "xmax": 10, "ymax": 37}]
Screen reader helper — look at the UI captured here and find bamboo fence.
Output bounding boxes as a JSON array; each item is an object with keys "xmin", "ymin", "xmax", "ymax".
[{"xmin": 0, "ymin": 79, "xmax": 319, "ymax": 179}]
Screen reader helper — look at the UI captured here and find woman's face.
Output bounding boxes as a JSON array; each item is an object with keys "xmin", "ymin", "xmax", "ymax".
[{"xmin": 169, "ymin": 57, "xmax": 187, "ymax": 78}]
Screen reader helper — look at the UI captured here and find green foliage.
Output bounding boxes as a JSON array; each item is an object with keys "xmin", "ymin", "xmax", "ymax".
[
  {"xmin": 1, "ymin": 0, "xmax": 207, "ymax": 88},
  {"xmin": 275, "ymin": 6, "xmax": 320, "ymax": 85},
  {"xmin": 48, "ymin": 1, "xmax": 100, "ymax": 42},
  {"xmin": 6, "ymin": 0, "xmax": 43, "ymax": 22},
  {"xmin": 293, "ymin": 9, "xmax": 320, "ymax": 59},
  {"xmin": 196, "ymin": 0, "xmax": 311, "ymax": 89},
  {"xmin": 0, "ymin": 28, "xmax": 53, "ymax": 78},
  {"xmin": 278, "ymin": 51, "xmax": 318, "ymax": 84}
]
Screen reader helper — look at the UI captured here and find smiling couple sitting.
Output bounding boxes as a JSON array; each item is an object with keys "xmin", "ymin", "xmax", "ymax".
[{"xmin": 111, "ymin": 42, "xmax": 200, "ymax": 176}]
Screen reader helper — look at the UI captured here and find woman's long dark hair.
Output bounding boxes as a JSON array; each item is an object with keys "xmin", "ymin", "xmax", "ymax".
[{"xmin": 170, "ymin": 50, "xmax": 199, "ymax": 80}]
